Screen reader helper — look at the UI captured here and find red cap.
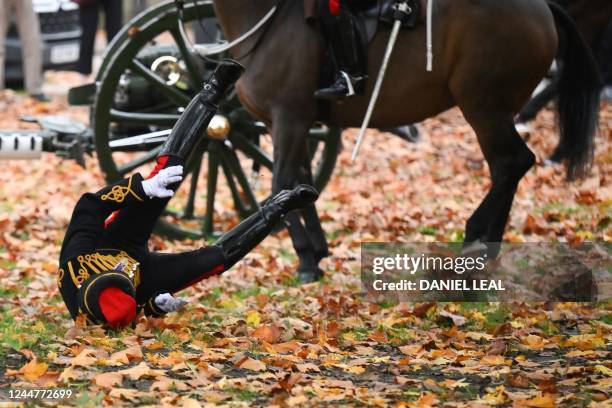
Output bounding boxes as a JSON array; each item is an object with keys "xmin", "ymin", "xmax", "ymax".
[{"xmin": 98, "ymin": 287, "xmax": 137, "ymax": 328}]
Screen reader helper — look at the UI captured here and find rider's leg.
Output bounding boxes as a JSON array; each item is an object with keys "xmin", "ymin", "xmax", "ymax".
[{"xmin": 315, "ymin": 0, "xmax": 367, "ymax": 99}]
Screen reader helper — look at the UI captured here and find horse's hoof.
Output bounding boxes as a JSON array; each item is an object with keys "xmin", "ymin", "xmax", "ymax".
[
  {"xmin": 299, "ymin": 268, "xmax": 324, "ymax": 284},
  {"xmin": 461, "ymin": 241, "xmax": 488, "ymax": 258},
  {"xmin": 382, "ymin": 125, "xmax": 420, "ymax": 143}
]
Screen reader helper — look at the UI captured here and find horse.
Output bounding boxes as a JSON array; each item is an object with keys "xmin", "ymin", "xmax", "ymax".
[{"xmin": 212, "ymin": 0, "xmax": 601, "ymax": 282}]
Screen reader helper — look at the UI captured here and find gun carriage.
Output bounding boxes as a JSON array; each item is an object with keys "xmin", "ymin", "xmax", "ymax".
[{"xmin": 0, "ymin": 0, "xmax": 342, "ymax": 240}]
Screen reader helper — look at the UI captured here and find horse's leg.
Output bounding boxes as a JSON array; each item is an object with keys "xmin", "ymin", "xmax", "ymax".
[
  {"xmin": 461, "ymin": 112, "xmax": 536, "ymax": 256},
  {"xmin": 299, "ymin": 154, "xmax": 329, "ymax": 268},
  {"xmin": 271, "ymin": 116, "xmax": 325, "ymax": 282},
  {"xmin": 447, "ymin": 4, "xmax": 554, "ymax": 256}
]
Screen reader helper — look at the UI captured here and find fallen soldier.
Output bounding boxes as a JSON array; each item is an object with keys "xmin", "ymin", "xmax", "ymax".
[{"xmin": 57, "ymin": 60, "xmax": 318, "ymax": 328}]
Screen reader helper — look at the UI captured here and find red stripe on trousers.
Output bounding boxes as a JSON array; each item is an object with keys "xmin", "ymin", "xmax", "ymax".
[{"xmin": 177, "ymin": 264, "xmax": 226, "ymax": 292}]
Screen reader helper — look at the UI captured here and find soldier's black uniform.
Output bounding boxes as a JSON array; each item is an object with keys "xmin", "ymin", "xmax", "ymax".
[{"xmin": 58, "ymin": 61, "xmax": 318, "ymax": 328}]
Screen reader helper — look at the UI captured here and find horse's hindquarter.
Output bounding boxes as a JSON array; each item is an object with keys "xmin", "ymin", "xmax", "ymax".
[{"xmin": 328, "ymin": 0, "xmax": 559, "ymax": 128}]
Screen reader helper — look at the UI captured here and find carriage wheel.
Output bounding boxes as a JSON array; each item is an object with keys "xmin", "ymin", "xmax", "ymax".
[{"xmin": 92, "ymin": 0, "xmax": 341, "ymax": 239}]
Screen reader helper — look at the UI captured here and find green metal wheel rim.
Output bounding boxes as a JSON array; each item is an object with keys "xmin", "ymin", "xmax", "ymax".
[{"xmin": 92, "ymin": 0, "xmax": 341, "ymax": 239}]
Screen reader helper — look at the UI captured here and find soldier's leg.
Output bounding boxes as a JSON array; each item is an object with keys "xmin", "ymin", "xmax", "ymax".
[
  {"xmin": 14, "ymin": 0, "xmax": 43, "ymax": 95},
  {"xmin": 76, "ymin": 3, "xmax": 99, "ymax": 75},
  {"xmin": 136, "ymin": 185, "xmax": 319, "ymax": 307},
  {"xmin": 102, "ymin": 0, "xmax": 123, "ymax": 42},
  {"xmin": 99, "ymin": 60, "xmax": 244, "ymax": 259},
  {"xmin": 0, "ymin": 0, "xmax": 8, "ymax": 90}
]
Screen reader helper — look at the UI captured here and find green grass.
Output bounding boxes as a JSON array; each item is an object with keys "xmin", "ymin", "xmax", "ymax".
[
  {"xmin": 226, "ymin": 388, "xmax": 261, "ymax": 401},
  {"xmin": 0, "ymin": 310, "xmax": 66, "ymax": 370},
  {"xmin": 418, "ymin": 226, "xmax": 437, "ymax": 236},
  {"xmin": 484, "ymin": 304, "xmax": 512, "ymax": 329},
  {"xmin": 74, "ymin": 391, "xmax": 104, "ymax": 408},
  {"xmin": 601, "ymin": 314, "xmax": 612, "ymax": 325},
  {"xmin": 0, "ymin": 259, "xmax": 17, "ymax": 270},
  {"xmin": 0, "ymin": 287, "xmax": 19, "ymax": 297}
]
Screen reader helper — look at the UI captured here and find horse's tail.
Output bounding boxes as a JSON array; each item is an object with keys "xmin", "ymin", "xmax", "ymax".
[{"xmin": 548, "ymin": 2, "xmax": 602, "ymax": 180}]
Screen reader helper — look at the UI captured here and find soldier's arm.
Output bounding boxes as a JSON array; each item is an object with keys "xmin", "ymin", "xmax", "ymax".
[
  {"xmin": 59, "ymin": 173, "xmax": 148, "ymax": 264},
  {"xmin": 59, "ymin": 166, "xmax": 183, "ymax": 263}
]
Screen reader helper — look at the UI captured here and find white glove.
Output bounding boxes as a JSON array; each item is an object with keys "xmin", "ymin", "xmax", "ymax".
[
  {"xmin": 154, "ymin": 293, "xmax": 188, "ymax": 313},
  {"xmin": 141, "ymin": 165, "xmax": 183, "ymax": 198}
]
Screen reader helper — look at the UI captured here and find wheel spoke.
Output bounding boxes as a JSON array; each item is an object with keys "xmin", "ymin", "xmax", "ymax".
[
  {"xmin": 182, "ymin": 146, "xmax": 205, "ymax": 219},
  {"xmin": 219, "ymin": 148, "xmax": 250, "ymax": 218},
  {"xmin": 170, "ymin": 27, "xmax": 204, "ymax": 89},
  {"xmin": 110, "ymin": 109, "xmax": 180, "ymax": 126},
  {"xmin": 117, "ymin": 146, "xmax": 162, "ymax": 175},
  {"xmin": 307, "ymin": 138, "xmax": 320, "ymax": 162},
  {"xmin": 221, "ymin": 144, "xmax": 260, "ymax": 213},
  {"xmin": 130, "ymin": 58, "xmax": 191, "ymax": 107},
  {"xmin": 203, "ymin": 143, "xmax": 220, "ymax": 236},
  {"xmin": 229, "ymin": 131, "xmax": 273, "ymax": 170}
]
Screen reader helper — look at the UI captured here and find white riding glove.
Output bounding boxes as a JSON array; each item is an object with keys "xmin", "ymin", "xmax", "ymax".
[
  {"xmin": 141, "ymin": 165, "xmax": 183, "ymax": 199},
  {"xmin": 154, "ymin": 293, "xmax": 188, "ymax": 313}
]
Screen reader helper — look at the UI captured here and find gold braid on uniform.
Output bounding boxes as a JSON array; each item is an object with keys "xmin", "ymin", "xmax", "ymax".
[
  {"xmin": 101, "ymin": 175, "xmax": 144, "ymax": 203},
  {"xmin": 58, "ymin": 268, "xmax": 64, "ymax": 288}
]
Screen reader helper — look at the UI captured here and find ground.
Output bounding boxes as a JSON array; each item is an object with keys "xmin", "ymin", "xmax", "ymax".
[{"xmin": 0, "ymin": 85, "xmax": 610, "ymax": 407}]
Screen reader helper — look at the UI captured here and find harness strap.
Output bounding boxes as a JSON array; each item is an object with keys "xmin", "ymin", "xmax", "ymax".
[{"xmin": 193, "ymin": 5, "xmax": 279, "ymax": 57}]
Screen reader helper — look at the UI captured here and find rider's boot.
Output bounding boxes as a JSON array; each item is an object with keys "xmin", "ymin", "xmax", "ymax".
[
  {"xmin": 315, "ymin": 8, "xmax": 367, "ymax": 100},
  {"xmin": 215, "ymin": 185, "xmax": 319, "ymax": 270}
]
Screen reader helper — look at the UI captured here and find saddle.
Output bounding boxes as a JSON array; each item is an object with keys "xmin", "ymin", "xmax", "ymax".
[
  {"xmin": 304, "ymin": 0, "xmax": 425, "ymax": 41},
  {"xmin": 363, "ymin": 0, "xmax": 424, "ymax": 41}
]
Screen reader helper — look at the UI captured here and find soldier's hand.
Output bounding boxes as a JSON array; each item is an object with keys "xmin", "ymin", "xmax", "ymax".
[
  {"xmin": 142, "ymin": 165, "xmax": 183, "ymax": 198},
  {"xmin": 154, "ymin": 293, "xmax": 188, "ymax": 313}
]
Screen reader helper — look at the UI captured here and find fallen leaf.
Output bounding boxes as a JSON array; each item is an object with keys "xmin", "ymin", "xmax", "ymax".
[
  {"xmin": 287, "ymin": 395, "xmax": 308, "ymax": 406},
  {"xmin": 20, "ymin": 359, "xmax": 48, "ymax": 382},
  {"xmin": 516, "ymin": 394, "xmax": 556, "ymax": 408},
  {"xmin": 295, "ymin": 363, "xmax": 321, "ymax": 373},
  {"xmin": 595, "ymin": 365, "xmax": 612, "ymax": 377},
  {"xmin": 522, "ymin": 334, "xmax": 545, "ymax": 350},
  {"xmin": 71, "ymin": 348, "xmax": 97, "ymax": 367},
  {"xmin": 507, "ymin": 371, "xmax": 530, "ymax": 388},
  {"xmin": 108, "ymin": 388, "xmax": 140, "ymax": 402},
  {"xmin": 252, "ymin": 325, "xmax": 281, "ymax": 343},
  {"xmin": 119, "ymin": 362, "xmax": 165, "ymax": 380},
  {"xmin": 439, "ymin": 310, "xmax": 467, "ymax": 326},
  {"xmin": 369, "ymin": 329, "xmax": 388, "ymax": 343},
  {"xmin": 246, "ymin": 310, "xmax": 261, "ymax": 327},
  {"xmin": 150, "ymin": 378, "xmax": 189, "ymax": 391},
  {"xmin": 94, "ymin": 371, "xmax": 123, "ymax": 388},
  {"xmin": 487, "ymin": 339, "xmax": 507, "ymax": 356},
  {"xmin": 237, "ymin": 357, "xmax": 266, "ymax": 371}
]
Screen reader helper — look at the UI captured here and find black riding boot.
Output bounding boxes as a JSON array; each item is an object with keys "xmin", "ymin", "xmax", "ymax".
[
  {"xmin": 159, "ymin": 59, "xmax": 245, "ymax": 160},
  {"xmin": 315, "ymin": 7, "xmax": 367, "ymax": 100},
  {"xmin": 215, "ymin": 185, "xmax": 319, "ymax": 269}
]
